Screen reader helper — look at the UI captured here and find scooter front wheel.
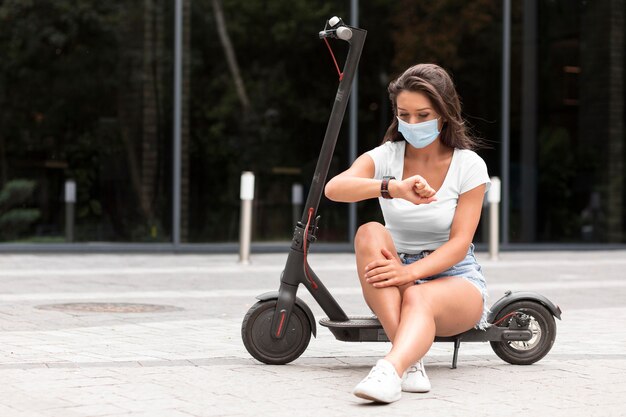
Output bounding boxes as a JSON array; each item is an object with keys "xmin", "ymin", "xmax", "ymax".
[
  {"xmin": 490, "ymin": 300, "xmax": 557, "ymax": 365},
  {"xmin": 241, "ymin": 300, "xmax": 311, "ymax": 365}
]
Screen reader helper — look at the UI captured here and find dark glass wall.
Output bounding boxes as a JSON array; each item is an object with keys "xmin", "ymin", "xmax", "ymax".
[
  {"xmin": 0, "ymin": 1, "xmax": 173, "ymax": 243},
  {"xmin": 187, "ymin": 0, "xmax": 350, "ymax": 243},
  {"xmin": 510, "ymin": 0, "xmax": 625, "ymax": 243},
  {"xmin": 1, "ymin": 0, "xmax": 624, "ymax": 247},
  {"xmin": 186, "ymin": 0, "xmax": 502, "ymax": 243}
]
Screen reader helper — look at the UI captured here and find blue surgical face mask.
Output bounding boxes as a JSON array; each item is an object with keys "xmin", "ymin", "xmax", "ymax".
[{"xmin": 396, "ymin": 117, "xmax": 440, "ymax": 149}]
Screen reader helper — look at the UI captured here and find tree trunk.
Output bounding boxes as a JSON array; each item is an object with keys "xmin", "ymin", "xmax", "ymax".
[
  {"xmin": 117, "ymin": 6, "xmax": 149, "ymax": 224},
  {"xmin": 211, "ymin": 0, "xmax": 250, "ymax": 112}
]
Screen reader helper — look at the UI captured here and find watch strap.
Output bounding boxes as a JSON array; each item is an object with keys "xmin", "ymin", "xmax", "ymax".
[{"xmin": 381, "ymin": 176, "xmax": 395, "ymax": 199}]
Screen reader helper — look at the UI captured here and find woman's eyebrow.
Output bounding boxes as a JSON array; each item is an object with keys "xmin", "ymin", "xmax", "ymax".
[{"xmin": 397, "ymin": 106, "xmax": 432, "ymax": 111}]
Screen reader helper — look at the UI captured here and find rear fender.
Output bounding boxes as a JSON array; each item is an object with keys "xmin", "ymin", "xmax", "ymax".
[{"xmin": 488, "ymin": 291, "xmax": 562, "ymax": 322}]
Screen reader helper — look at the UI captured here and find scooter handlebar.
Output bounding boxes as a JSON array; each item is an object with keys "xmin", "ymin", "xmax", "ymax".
[
  {"xmin": 318, "ymin": 28, "xmax": 352, "ymax": 40},
  {"xmin": 318, "ymin": 16, "xmax": 353, "ymax": 41}
]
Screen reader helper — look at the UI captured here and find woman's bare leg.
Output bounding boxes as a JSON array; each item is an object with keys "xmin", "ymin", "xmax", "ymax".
[
  {"xmin": 384, "ymin": 277, "xmax": 483, "ymax": 376},
  {"xmin": 354, "ymin": 222, "xmax": 409, "ymax": 342}
]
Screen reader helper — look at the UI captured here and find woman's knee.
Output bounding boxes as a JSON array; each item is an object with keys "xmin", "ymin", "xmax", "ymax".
[
  {"xmin": 401, "ymin": 285, "xmax": 433, "ymax": 314},
  {"xmin": 354, "ymin": 222, "xmax": 388, "ymax": 252}
]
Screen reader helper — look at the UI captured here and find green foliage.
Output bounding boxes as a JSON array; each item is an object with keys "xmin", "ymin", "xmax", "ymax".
[
  {"xmin": 188, "ymin": 0, "xmax": 350, "ymax": 240},
  {"xmin": 0, "ymin": 179, "xmax": 41, "ymax": 240},
  {"xmin": 4, "ymin": 0, "xmax": 598, "ymax": 244},
  {"xmin": 0, "ymin": 0, "xmax": 171, "ymax": 242},
  {"xmin": 0, "ymin": 0, "xmax": 506, "ymax": 243},
  {"xmin": 0, "ymin": 179, "xmax": 36, "ymax": 208}
]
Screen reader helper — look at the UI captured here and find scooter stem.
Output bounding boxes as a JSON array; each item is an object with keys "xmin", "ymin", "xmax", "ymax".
[
  {"xmin": 270, "ymin": 19, "xmax": 366, "ymax": 339},
  {"xmin": 300, "ymin": 23, "xmax": 367, "ymax": 223}
]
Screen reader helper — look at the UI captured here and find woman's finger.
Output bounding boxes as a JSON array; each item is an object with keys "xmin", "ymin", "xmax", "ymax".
[
  {"xmin": 417, "ymin": 187, "xmax": 435, "ymax": 197},
  {"xmin": 367, "ymin": 271, "xmax": 394, "ymax": 283},
  {"xmin": 364, "ymin": 259, "xmax": 389, "ymax": 272},
  {"xmin": 419, "ymin": 196, "xmax": 437, "ymax": 204},
  {"xmin": 365, "ymin": 265, "xmax": 392, "ymax": 280},
  {"xmin": 380, "ymin": 247, "xmax": 396, "ymax": 260},
  {"xmin": 373, "ymin": 277, "xmax": 399, "ymax": 288}
]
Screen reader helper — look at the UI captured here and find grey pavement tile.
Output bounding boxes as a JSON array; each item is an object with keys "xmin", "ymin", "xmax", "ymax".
[{"xmin": 0, "ymin": 251, "xmax": 625, "ymax": 416}]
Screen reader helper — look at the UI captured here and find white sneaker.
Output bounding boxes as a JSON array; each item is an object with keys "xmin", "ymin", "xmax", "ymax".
[
  {"xmin": 352, "ymin": 359, "xmax": 402, "ymax": 403},
  {"xmin": 401, "ymin": 359, "xmax": 431, "ymax": 393}
]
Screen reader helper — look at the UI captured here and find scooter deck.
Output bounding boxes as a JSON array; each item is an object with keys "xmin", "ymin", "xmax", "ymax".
[
  {"xmin": 319, "ymin": 316, "xmax": 532, "ymax": 344},
  {"xmin": 320, "ymin": 316, "xmax": 389, "ymax": 342}
]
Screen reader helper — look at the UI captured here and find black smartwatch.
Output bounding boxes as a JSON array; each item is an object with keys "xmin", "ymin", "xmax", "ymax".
[{"xmin": 381, "ymin": 176, "xmax": 395, "ymax": 199}]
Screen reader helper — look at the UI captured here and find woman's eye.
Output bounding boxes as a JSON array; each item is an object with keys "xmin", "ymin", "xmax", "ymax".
[{"xmin": 419, "ymin": 113, "xmax": 429, "ymax": 118}]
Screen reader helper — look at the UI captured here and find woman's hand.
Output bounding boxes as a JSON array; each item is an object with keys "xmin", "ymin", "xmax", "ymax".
[
  {"xmin": 364, "ymin": 248, "xmax": 416, "ymax": 288},
  {"xmin": 388, "ymin": 175, "xmax": 437, "ymax": 205}
]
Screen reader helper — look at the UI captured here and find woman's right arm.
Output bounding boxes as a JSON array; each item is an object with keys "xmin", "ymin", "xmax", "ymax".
[
  {"xmin": 324, "ymin": 154, "xmax": 382, "ymax": 203},
  {"xmin": 324, "ymin": 154, "xmax": 437, "ymax": 204}
]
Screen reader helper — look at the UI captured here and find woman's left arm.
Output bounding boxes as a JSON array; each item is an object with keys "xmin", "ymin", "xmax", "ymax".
[{"xmin": 365, "ymin": 184, "xmax": 486, "ymax": 288}]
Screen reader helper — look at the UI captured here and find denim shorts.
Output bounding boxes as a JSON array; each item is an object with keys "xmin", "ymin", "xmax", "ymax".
[{"xmin": 398, "ymin": 244, "xmax": 490, "ymax": 330}]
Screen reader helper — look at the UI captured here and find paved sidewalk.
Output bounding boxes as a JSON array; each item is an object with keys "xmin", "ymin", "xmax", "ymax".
[{"xmin": 0, "ymin": 250, "xmax": 625, "ymax": 416}]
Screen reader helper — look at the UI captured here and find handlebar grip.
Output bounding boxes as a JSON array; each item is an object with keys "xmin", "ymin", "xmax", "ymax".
[{"xmin": 336, "ymin": 26, "xmax": 352, "ymax": 40}]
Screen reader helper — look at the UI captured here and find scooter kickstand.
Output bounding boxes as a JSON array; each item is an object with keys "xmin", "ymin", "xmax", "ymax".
[{"xmin": 451, "ymin": 337, "xmax": 461, "ymax": 369}]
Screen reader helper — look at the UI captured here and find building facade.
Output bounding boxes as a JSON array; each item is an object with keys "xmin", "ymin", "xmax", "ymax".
[{"xmin": 0, "ymin": 0, "xmax": 624, "ymax": 250}]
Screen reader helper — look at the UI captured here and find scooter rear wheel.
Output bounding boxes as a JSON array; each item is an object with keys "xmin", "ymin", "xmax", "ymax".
[
  {"xmin": 490, "ymin": 300, "xmax": 556, "ymax": 365},
  {"xmin": 242, "ymin": 300, "xmax": 311, "ymax": 365}
]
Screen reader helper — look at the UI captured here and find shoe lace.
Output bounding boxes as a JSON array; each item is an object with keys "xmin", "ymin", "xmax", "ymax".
[
  {"xmin": 364, "ymin": 365, "xmax": 391, "ymax": 383},
  {"xmin": 406, "ymin": 361, "xmax": 425, "ymax": 377}
]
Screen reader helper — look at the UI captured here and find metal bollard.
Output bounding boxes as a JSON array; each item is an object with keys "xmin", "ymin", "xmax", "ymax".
[
  {"xmin": 64, "ymin": 180, "xmax": 76, "ymax": 242},
  {"xmin": 488, "ymin": 177, "xmax": 501, "ymax": 260},
  {"xmin": 292, "ymin": 183, "xmax": 303, "ymax": 227},
  {"xmin": 239, "ymin": 172, "xmax": 255, "ymax": 264}
]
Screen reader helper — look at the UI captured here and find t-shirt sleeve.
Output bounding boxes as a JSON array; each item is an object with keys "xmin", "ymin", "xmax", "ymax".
[
  {"xmin": 365, "ymin": 143, "xmax": 390, "ymax": 180},
  {"xmin": 460, "ymin": 152, "xmax": 491, "ymax": 194}
]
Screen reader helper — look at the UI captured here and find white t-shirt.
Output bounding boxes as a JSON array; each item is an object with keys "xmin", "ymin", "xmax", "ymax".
[{"xmin": 366, "ymin": 141, "xmax": 491, "ymax": 253}]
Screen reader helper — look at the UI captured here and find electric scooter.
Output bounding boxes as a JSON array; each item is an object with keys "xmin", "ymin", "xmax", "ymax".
[{"xmin": 241, "ymin": 16, "xmax": 561, "ymax": 369}]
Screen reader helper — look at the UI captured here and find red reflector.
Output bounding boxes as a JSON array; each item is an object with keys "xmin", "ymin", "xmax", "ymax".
[{"xmin": 276, "ymin": 311, "xmax": 286, "ymax": 337}]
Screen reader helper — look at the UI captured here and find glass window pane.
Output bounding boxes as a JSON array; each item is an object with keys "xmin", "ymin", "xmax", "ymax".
[
  {"xmin": 187, "ymin": 1, "xmax": 503, "ymax": 244},
  {"xmin": 0, "ymin": 1, "xmax": 173, "ymax": 243},
  {"xmin": 187, "ymin": 0, "xmax": 349, "ymax": 243},
  {"xmin": 511, "ymin": 0, "xmax": 625, "ymax": 243}
]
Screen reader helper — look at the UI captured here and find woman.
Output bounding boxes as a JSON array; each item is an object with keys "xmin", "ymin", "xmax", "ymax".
[{"xmin": 324, "ymin": 63, "xmax": 491, "ymax": 403}]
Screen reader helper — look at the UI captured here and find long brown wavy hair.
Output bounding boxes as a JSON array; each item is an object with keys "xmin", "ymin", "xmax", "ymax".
[{"xmin": 383, "ymin": 63, "xmax": 478, "ymax": 150}]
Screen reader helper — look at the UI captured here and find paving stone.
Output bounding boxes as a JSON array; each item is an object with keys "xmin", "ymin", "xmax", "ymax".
[{"xmin": 0, "ymin": 251, "xmax": 624, "ymax": 416}]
